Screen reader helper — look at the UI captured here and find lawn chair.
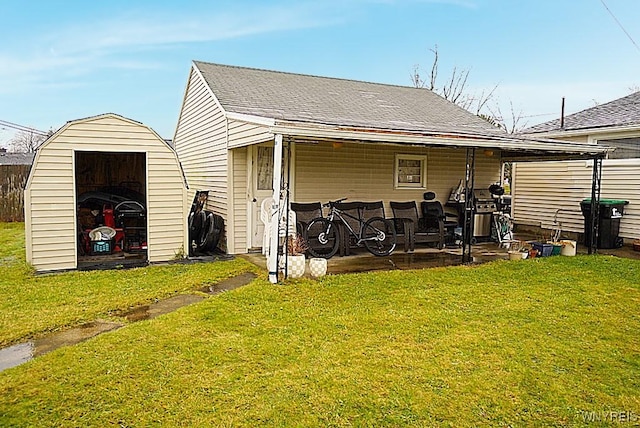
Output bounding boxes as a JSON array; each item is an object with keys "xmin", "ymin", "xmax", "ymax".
[
  {"xmin": 332, "ymin": 200, "xmax": 364, "ymax": 256},
  {"xmin": 390, "ymin": 200, "xmax": 444, "ymax": 252},
  {"xmin": 290, "ymin": 201, "xmax": 323, "ymax": 237},
  {"xmin": 420, "ymin": 192, "xmax": 459, "ymax": 246}
]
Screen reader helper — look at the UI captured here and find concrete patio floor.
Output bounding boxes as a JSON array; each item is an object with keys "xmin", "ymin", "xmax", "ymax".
[{"xmin": 239, "ymin": 237, "xmax": 640, "ymax": 277}]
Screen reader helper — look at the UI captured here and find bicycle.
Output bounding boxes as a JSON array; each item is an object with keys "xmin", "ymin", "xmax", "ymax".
[{"xmin": 305, "ymin": 198, "xmax": 397, "ymax": 258}]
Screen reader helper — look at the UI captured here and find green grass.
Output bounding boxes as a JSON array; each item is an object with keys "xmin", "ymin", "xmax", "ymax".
[
  {"xmin": 1, "ymin": 223, "xmax": 640, "ymax": 426},
  {"xmin": 0, "ymin": 222, "xmax": 260, "ymax": 347}
]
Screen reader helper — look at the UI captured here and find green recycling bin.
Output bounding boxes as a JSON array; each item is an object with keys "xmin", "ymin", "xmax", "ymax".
[{"xmin": 580, "ymin": 199, "xmax": 629, "ymax": 249}]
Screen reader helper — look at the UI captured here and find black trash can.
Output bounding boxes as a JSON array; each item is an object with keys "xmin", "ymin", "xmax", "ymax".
[{"xmin": 580, "ymin": 199, "xmax": 629, "ymax": 249}]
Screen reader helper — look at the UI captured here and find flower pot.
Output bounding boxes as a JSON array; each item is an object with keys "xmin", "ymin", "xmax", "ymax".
[
  {"xmin": 560, "ymin": 240, "xmax": 577, "ymax": 256},
  {"xmin": 528, "ymin": 248, "xmax": 538, "ymax": 259},
  {"xmin": 309, "ymin": 257, "xmax": 328, "ymax": 278},
  {"xmin": 285, "ymin": 255, "xmax": 306, "ymax": 278},
  {"xmin": 508, "ymin": 251, "xmax": 521, "ymax": 261}
]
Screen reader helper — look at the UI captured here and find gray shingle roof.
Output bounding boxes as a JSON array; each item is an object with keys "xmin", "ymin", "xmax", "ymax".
[
  {"xmin": 194, "ymin": 61, "xmax": 505, "ymax": 137},
  {"xmin": 0, "ymin": 152, "xmax": 34, "ymax": 166},
  {"xmin": 523, "ymin": 91, "xmax": 640, "ymax": 134}
]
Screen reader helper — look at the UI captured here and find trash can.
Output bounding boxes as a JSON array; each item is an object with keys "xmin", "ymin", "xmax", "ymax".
[{"xmin": 580, "ymin": 199, "xmax": 629, "ymax": 249}]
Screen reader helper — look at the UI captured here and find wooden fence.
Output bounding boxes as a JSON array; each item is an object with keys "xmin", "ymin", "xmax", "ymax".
[{"xmin": 1, "ymin": 165, "xmax": 30, "ymax": 222}]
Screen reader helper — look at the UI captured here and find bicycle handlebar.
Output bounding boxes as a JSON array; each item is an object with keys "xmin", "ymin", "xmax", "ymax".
[{"xmin": 323, "ymin": 197, "xmax": 348, "ymax": 208}]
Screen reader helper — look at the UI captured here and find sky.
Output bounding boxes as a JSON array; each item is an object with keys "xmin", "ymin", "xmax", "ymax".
[{"xmin": 1, "ymin": 0, "xmax": 639, "ymax": 149}]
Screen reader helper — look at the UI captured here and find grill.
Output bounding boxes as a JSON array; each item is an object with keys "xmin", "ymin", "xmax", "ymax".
[{"xmin": 473, "ymin": 189, "xmax": 496, "ymax": 238}]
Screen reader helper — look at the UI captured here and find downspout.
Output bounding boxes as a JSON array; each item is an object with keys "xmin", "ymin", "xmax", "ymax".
[{"xmin": 268, "ymin": 134, "xmax": 284, "ymax": 283}]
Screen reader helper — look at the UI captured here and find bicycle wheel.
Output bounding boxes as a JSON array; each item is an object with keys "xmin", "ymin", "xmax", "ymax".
[
  {"xmin": 363, "ymin": 217, "xmax": 396, "ymax": 256},
  {"xmin": 305, "ymin": 218, "xmax": 339, "ymax": 259}
]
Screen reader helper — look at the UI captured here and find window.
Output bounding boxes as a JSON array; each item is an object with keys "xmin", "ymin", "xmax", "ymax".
[
  {"xmin": 394, "ymin": 154, "xmax": 427, "ymax": 189},
  {"xmin": 256, "ymin": 146, "xmax": 274, "ymax": 191}
]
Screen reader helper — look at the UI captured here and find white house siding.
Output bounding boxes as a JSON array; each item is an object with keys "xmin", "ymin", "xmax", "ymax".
[
  {"xmin": 229, "ymin": 147, "xmax": 249, "ymax": 253},
  {"xmin": 227, "ymin": 120, "xmax": 273, "ymax": 149},
  {"xmin": 512, "ymin": 159, "xmax": 640, "ymax": 239},
  {"xmin": 174, "ymin": 66, "xmax": 229, "ymax": 218},
  {"xmin": 25, "ymin": 114, "xmax": 187, "ymax": 272},
  {"xmin": 293, "ymin": 141, "xmax": 500, "ymax": 214}
]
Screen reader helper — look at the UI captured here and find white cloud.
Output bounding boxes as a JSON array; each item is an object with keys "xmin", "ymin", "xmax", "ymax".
[{"xmin": 0, "ymin": 2, "xmax": 342, "ymax": 92}]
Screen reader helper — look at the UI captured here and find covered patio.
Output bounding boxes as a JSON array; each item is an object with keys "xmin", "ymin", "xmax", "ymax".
[{"xmin": 265, "ymin": 129, "xmax": 611, "ymax": 282}]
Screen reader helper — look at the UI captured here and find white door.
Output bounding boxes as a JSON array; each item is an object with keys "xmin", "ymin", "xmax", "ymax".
[{"xmin": 250, "ymin": 145, "xmax": 274, "ymax": 249}]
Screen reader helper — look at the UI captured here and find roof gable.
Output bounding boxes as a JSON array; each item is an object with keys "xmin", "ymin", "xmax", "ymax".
[
  {"xmin": 193, "ymin": 61, "xmax": 504, "ymax": 137},
  {"xmin": 524, "ymin": 91, "xmax": 640, "ymax": 134}
]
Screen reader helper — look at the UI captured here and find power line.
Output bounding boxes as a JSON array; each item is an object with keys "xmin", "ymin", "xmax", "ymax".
[
  {"xmin": 599, "ymin": 0, "xmax": 640, "ymax": 54},
  {"xmin": 0, "ymin": 119, "xmax": 47, "ymax": 137}
]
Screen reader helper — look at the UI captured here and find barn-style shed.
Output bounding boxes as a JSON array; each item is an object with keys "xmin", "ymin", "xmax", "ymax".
[{"xmin": 24, "ymin": 113, "xmax": 188, "ymax": 272}]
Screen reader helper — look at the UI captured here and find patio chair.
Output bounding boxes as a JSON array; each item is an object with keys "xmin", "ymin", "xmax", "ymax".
[
  {"xmin": 332, "ymin": 200, "xmax": 364, "ymax": 256},
  {"xmin": 420, "ymin": 192, "xmax": 459, "ymax": 246},
  {"xmin": 390, "ymin": 200, "xmax": 445, "ymax": 252},
  {"xmin": 290, "ymin": 202, "xmax": 323, "ymax": 237}
]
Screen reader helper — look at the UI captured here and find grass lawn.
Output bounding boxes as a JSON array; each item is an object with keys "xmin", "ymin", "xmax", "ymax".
[
  {"xmin": 0, "ymin": 222, "xmax": 260, "ymax": 347},
  {"xmin": 1, "ymin": 222, "xmax": 640, "ymax": 426}
]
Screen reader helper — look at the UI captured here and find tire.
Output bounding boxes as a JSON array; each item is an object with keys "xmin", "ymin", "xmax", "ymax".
[
  {"xmin": 196, "ymin": 212, "xmax": 216, "ymax": 253},
  {"xmin": 305, "ymin": 217, "xmax": 339, "ymax": 259},
  {"xmin": 188, "ymin": 210, "xmax": 206, "ymax": 254},
  {"xmin": 363, "ymin": 217, "xmax": 396, "ymax": 256},
  {"xmin": 196, "ymin": 212, "xmax": 224, "ymax": 253}
]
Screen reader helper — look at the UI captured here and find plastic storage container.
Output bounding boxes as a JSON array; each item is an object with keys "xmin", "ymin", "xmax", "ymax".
[
  {"xmin": 580, "ymin": 199, "xmax": 629, "ymax": 249},
  {"xmin": 531, "ymin": 242, "xmax": 554, "ymax": 257}
]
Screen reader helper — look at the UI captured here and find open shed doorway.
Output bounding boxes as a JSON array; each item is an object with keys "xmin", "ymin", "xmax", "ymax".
[{"xmin": 75, "ymin": 151, "xmax": 148, "ymax": 267}]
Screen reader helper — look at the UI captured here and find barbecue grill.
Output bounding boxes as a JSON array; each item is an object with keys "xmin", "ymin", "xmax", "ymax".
[{"xmin": 473, "ymin": 189, "xmax": 496, "ymax": 240}]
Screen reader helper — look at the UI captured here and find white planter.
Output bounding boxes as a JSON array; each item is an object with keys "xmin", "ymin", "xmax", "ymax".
[
  {"xmin": 285, "ymin": 255, "xmax": 306, "ymax": 278},
  {"xmin": 560, "ymin": 240, "xmax": 577, "ymax": 256},
  {"xmin": 309, "ymin": 257, "xmax": 328, "ymax": 278}
]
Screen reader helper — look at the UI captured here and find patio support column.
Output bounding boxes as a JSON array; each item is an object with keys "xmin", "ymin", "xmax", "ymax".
[
  {"xmin": 267, "ymin": 134, "xmax": 284, "ymax": 284},
  {"xmin": 462, "ymin": 147, "xmax": 476, "ymax": 263},
  {"xmin": 588, "ymin": 155, "xmax": 603, "ymax": 255}
]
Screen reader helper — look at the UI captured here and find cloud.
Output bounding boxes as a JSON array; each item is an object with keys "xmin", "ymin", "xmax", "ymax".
[{"xmin": 0, "ymin": 2, "xmax": 342, "ymax": 92}]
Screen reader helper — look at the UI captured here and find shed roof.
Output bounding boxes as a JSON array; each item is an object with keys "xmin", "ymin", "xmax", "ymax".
[
  {"xmin": 194, "ymin": 61, "xmax": 505, "ymax": 138},
  {"xmin": 524, "ymin": 91, "xmax": 640, "ymax": 134},
  {"xmin": 0, "ymin": 152, "xmax": 35, "ymax": 166}
]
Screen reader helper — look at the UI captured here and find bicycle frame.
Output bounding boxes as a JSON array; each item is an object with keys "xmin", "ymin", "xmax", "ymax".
[{"xmin": 326, "ymin": 205, "xmax": 379, "ymax": 245}]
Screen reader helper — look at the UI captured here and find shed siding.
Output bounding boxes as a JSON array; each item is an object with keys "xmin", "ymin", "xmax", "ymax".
[
  {"xmin": 26, "ymin": 115, "xmax": 187, "ymax": 272},
  {"xmin": 293, "ymin": 141, "xmax": 499, "ymax": 215},
  {"xmin": 227, "ymin": 120, "xmax": 273, "ymax": 149},
  {"xmin": 174, "ymin": 66, "xmax": 228, "ymax": 219},
  {"xmin": 512, "ymin": 159, "xmax": 640, "ymax": 239}
]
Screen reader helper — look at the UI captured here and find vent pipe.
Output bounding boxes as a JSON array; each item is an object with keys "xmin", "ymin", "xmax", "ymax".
[{"xmin": 560, "ymin": 97, "xmax": 565, "ymax": 129}]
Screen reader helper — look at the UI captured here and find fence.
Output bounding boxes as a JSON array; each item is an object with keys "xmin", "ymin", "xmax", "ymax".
[{"xmin": 1, "ymin": 165, "xmax": 30, "ymax": 222}]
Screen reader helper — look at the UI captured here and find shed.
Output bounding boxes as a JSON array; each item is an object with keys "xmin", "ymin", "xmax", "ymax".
[{"xmin": 24, "ymin": 113, "xmax": 188, "ymax": 272}]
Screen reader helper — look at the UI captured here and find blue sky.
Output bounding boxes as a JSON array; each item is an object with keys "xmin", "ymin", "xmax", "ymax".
[{"xmin": 1, "ymin": 0, "xmax": 639, "ymax": 148}]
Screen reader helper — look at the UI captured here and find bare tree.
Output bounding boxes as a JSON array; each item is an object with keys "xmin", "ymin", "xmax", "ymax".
[
  {"xmin": 486, "ymin": 101, "xmax": 529, "ymax": 134},
  {"xmin": 9, "ymin": 129, "xmax": 50, "ymax": 153},
  {"xmin": 411, "ymin": 45, "xmax": 496, "ymax": 115},
  {"xmin": 411, "ymin": 45, "xmax": 525, "ymax": 132}
]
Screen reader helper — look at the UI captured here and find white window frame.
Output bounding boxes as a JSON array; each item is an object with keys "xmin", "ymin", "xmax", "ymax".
[{"xmin": 394, "ymin": 154, "xmax": 427, "ymax": 189}]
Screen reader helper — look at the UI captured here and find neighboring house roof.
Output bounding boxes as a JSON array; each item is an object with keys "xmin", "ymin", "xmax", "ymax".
[
  {"xmin": 194, "ymin": 61, "xmax": 505, "ymax": 138},
  {"xmin": 523, "ymin": 91, "xmax": 640, "ymax": 134},
  {"xmin": 0, "ymin": 152, "xmax": 35, "ymax": 166}
]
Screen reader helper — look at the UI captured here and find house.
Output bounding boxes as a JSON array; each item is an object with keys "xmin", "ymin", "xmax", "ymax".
[
  {"xmin": 514, "ymin": 91, "xmax": 640, "ymax": 242},
  {"xmin": 24, "ymin": 114, "xmax": 188, "ymax": 272},
  {"xmin": 173, "ymin": 61, "xmax": 608, "ymax": 281}
]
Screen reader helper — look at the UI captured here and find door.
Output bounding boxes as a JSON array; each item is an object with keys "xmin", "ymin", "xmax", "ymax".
[{"xmin": 250, "ymin": 145, "xmax": 274, "ymax": 249}]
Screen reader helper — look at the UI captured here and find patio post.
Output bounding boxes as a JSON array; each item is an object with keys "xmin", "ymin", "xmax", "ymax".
[
  {"xmin": 462, "ymin": 147, "xmax": 476, "ymax": 263},
  {"xmin": 588, "ymin": 155, "xmax": 603, "ymax": 255},
  {"xmin": 268, "ymin": 134, "xmax": 284, "ymax": 283}
]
